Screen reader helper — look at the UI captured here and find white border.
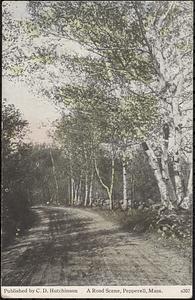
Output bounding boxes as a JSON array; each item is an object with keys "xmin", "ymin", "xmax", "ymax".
[{"xmin": 1, "ymin": 286, "xmax": 192, "ymax": 299}]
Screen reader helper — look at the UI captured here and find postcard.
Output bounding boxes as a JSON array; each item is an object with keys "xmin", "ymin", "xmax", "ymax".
[{"xmin": 1, "ymin": 1, "xmax": 193, "ymax": 299}]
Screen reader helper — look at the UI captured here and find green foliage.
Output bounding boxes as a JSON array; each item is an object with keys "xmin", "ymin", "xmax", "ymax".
[
  {"xmin": 2, "ymin": 99, "xmax": 28, "ymax": 155},
  {"xmin": 28, "ymin": 1, "xmax": 155, "ymax": 81},
  {"xmin": 124, "ymin": 206, "xmax": 192, "ymax": 246},
  {"xmin": 2, "ymin": 100, "xmax": 35, "ymax": 246},
  {"xmin": 125, "ymin": 208, "xmax": 159, "ymax": 233}
]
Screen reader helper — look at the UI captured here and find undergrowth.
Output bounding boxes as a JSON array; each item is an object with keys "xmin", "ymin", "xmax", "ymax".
[{"xmin": 92, "ymin": 205, "xmax": 192, "ymax": 250}]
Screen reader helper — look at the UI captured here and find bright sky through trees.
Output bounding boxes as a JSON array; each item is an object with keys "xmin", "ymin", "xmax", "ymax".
[{"xmin": 2, "ymin": 1, "xmax": 85, "ymax": 144}]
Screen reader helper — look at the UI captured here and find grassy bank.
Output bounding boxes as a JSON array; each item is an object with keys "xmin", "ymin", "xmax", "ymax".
[{"xmin": 88, "ymin": 206, "xmax": 192, "ymax": 259}]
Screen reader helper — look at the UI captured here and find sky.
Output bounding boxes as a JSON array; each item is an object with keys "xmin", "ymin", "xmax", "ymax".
[
  {"xmin": 2, "ymin": 79, "xmax": 60, "ymax": 144},
  {"xmin": 2, "ymin": 1, "xmax": 87, "ymax": 144},
  {"xmin": 2, "ymin": 1, "xmax": 59, "ymax": 144},
  {"xmin": 2, "ymin": 1, "xmax": 90, "ymax": 144}
]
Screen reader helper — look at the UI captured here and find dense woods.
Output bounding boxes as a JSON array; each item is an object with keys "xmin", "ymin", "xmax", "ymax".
[
  {"xmin": 2, "ymin": 100, "xmax": 34, "ymax": 245},
  {"xmin": 2, "ymin": 1, "xmax": 192, "ymax": 246}
]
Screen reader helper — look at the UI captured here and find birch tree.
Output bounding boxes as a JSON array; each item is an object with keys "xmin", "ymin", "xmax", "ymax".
[
  {"xmin": 3, "ymin": 1, "xmax": 192, "ymax": 209},
  {"xmin": 133, "ymin": 1, "xmax": 193, "ymax": 208}
]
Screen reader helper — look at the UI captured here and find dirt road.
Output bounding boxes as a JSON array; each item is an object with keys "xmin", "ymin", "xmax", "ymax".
[{"xmin": 1, "ymin": 206, "xmax": 191, "ymax": 286}]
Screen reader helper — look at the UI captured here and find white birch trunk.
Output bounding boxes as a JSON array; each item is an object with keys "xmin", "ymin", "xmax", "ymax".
[
  {"xmin": 173, "ymin": 148, "xmax": 184, "ymax": 205},
  {"xmin": 77, "ymin": 178, "xmax": 82, "ymax": 204},
  {"xmin": 68, "ymin": 180, "xmax": 70, "ymax": 205},
  {"xmin": 122, "ymin": 153, "xmax": 128, "ymax": 210},
  {"xmin": 171, "ymin": 74, "xmax": 185, "ymax": 205},
  {"xmin": 180, "ymin": 165, "xmax": 192, "ymax": 209},
  {"xmin": 74, "ymin": 183, "xmax": 78, "ymax": 204},
  {"xmin": 84, "ymin": 173, "xmax": 88, "ymax": 207},
  {"xmin": 94, "ymin": 155, "xmax": 115, "ymax": 210},
  {"xmin": 142, "ymin": 142, "xmax": 174, "ymax": 209},
  {"xmin": 161, "ymin": 126, "xmax": 178, "ymax": 204},
  {"xmin": 131, "ymin": 176, "xmax": 135, "ymax": 204},
  {"xmin": 186, "ymin": 165, "xmax": 193, "ymax": 199},
  {"xmin": 89, "ymin": 168, "xmax": 94, "ymax": 207},
  {"xmin": 49, "ymin": 149, "xmax": 59, "ymax": 205},
  {"xmin": 109, "ymin": 156, "xmax": 115, "ymax": 210},
  {"xmin": 69, "ymin": 153, "xmax": 74, "ymax": 205},
  {"xmin": 70, "ymin": 177, "xmax": 74, "ymax": 205}
]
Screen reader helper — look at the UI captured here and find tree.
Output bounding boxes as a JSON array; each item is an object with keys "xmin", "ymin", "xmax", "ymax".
[
  {"xmin": 3, "ymin": 1, "xmax": 192, "ymax": 209},
  {"xmin": 132, "ymin": 1, "xmax": 192, "ymax": 209},
  {"xmin": 26, "ymin": 144, "xmax": 70, "ymax": 206},
  {"xmin": 54, "ymin": 111, "xmax": 96, "ymax": 206},
  {"xmin": 2, "ymin": 100, "xmax": 33, "ymax": 245}
]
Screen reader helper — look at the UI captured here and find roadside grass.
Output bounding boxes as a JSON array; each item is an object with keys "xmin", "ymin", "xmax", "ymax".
[{"xmin": 88, "ymin": 205, "xmax": 192, "ymax": 259}]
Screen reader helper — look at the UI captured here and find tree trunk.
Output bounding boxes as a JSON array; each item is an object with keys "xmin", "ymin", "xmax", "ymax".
[
  {"xmin": 84, "ymin": 173, "xmax": 88, "ymax": 207},
  {"xmin": 109, "ymin": 155, "xmax": 115, "ymax": 210},
  {"xmin": 77, "ymin": 179, "xmax": 82, "ymax": 205},
  {"xmin": 49, "ymin": 149, "xmax": 59, "ymax": 205},
  {"xmin": 122, "ymin": 153, "xmax": 128, "ymax": 210},
  {"xmin": 161, "ymin": 124, "xmax": 177, "ymax": 204},
  {"xmin": 173, "ymin": 149, "xmax": 184, "ymax": 206},
  {"xmin": 142, "ymin": 142, "xmax": 174, "ymax": 209},
  {"xmin": 171, "ymin": 74, "xmax": 185, "ymax": 206},
  {"xmin": 186, "ymin": 165, "xmax": 193, "ymax": 199},
  {"xmin": 131, "ymin": 176, "xmax": 135, "ymax": 204},
  {"xmin": 74, "ymin": 183, "xmax": 78, "ymax": 204},
  {"xmin": 172, "ymin": 100, "xmax": 184, "ymax": 205},
  {"xmin": 180, "ymin": 165, "xmax": 192, "ymax": 209},
  {"xmin": 94, "ymin": 155, "xmax": 115, "ymax": 210},
  {"xmin": 108, "ymin": 191, "xmax": 113, "ymax": 210},
  {"xmin": 70, "ymin": 177, "xmax": 74, "ymax": 205},
  {"xmin": 89, "ymin": 168, "xmax": 94, "ymax": 207},
  {"xmin": 68, "ymin": 179, "xmax": 70, "ymax": 205},
  {"xmin": 69, "ymin": 153, "xmax": 74, "ymax": 205}
]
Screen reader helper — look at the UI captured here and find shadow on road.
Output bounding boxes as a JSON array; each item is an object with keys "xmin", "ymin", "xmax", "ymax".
[
  {"xmin": 2, "ymin": 206, "xmax": 124, "ymax": 286},
  {"xmin": 3, "ymin": 206, "xmax": 190, "ymax": 286}
]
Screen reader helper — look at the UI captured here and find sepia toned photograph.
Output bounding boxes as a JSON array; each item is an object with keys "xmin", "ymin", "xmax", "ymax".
[{"xmin": 1, "ymin": 1, "xmax": 193, "ymax": 298}]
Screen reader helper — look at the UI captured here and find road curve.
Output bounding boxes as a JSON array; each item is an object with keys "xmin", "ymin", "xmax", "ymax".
[{"xmin": 1, "ymin": 206, "xmax": 191, "ymax": 286}]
